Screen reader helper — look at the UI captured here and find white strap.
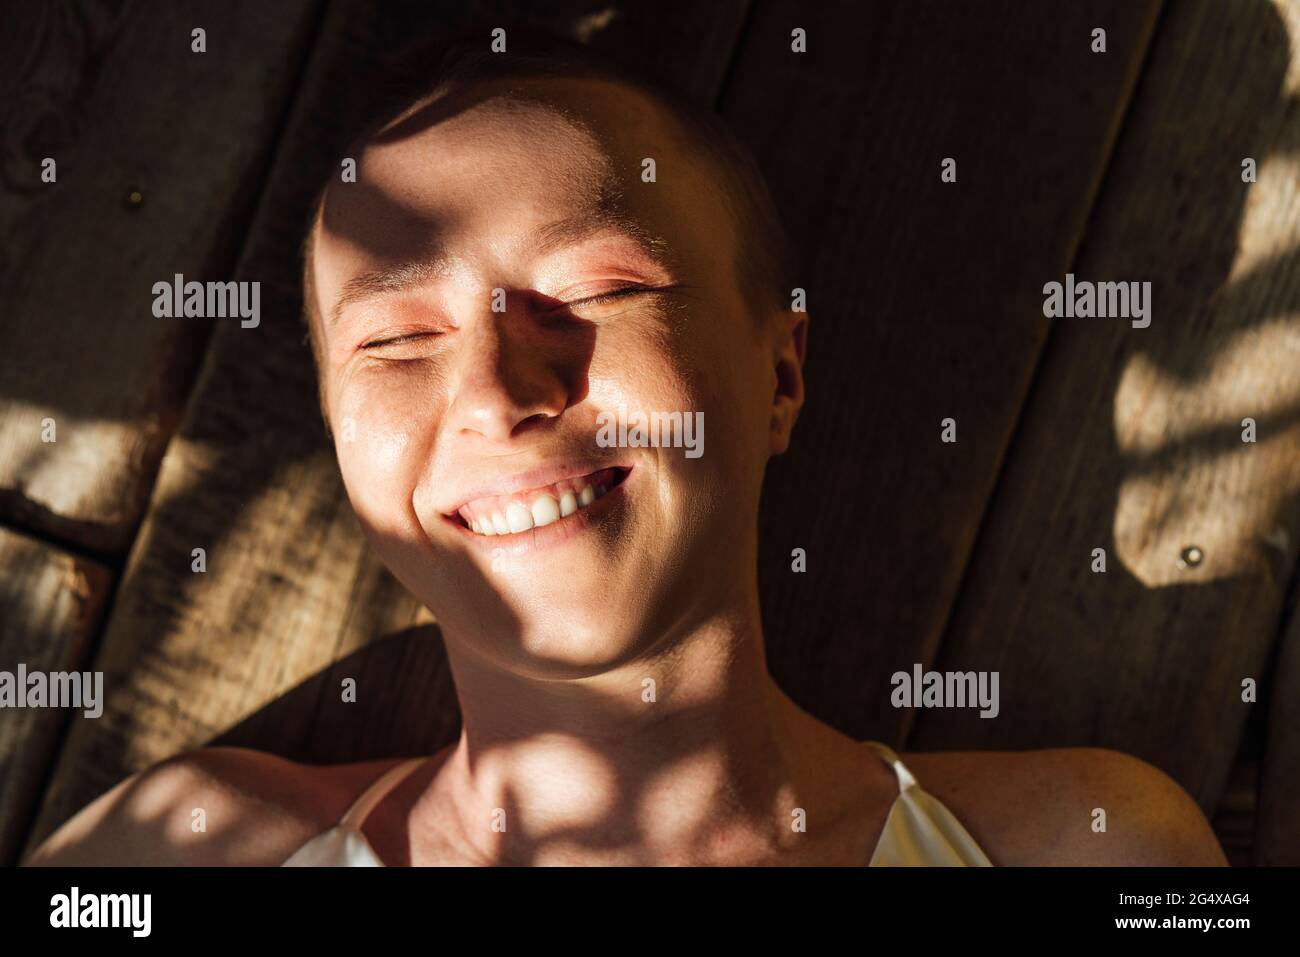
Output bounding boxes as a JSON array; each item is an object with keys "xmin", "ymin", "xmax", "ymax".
[{"xmin": 864, "ymin": 740, "xmax": 918, "ymax": 793}]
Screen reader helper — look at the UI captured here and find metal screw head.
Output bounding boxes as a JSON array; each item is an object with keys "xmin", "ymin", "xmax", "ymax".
[
  {"xmin": 125, "ymin": 188, "xmax": 143, "ymax": 208},
  {"xmin": 1179, "ymin": 545, "xmax": 1204, "ymax": 568}
]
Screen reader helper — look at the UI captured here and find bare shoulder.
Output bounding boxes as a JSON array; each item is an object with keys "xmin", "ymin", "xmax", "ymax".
[
  {"xmin": 898, "ymin": 746, "xmax": 1228, "ymax": 866},
  {"xmin": 23, "ymin": 747, "xmax": 405, "ymax": 867}
]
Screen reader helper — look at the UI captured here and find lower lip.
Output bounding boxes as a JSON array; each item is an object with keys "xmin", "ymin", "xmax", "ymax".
[{"xmin": 444, "ymin": 470, "xmax": 631, "ymax": 555}]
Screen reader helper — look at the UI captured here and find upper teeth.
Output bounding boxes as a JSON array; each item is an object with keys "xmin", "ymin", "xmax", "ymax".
[{"xmin": 459, "ymin": 477, "xmax": 613, "ymax": 537}]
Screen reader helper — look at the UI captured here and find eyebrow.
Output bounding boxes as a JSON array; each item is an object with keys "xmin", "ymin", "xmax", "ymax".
[{"xmin": 328, "ymin": 210, "xmax": 671, "ymax": 325}]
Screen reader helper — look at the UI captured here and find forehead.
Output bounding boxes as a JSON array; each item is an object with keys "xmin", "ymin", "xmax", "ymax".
[{"xmin": 312, "ymin": 76, "xmax": 731, "ymax": 310}]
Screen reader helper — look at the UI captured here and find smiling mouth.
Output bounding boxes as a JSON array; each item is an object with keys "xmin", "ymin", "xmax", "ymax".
[{"xmin": 448, "ymin": 466, "xmax": 631, "ymax": 537}]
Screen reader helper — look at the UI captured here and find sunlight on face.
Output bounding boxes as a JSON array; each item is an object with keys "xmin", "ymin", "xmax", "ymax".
[{"xmin": 311, "ymin": 78, "xmax": 779, "ymax": 676}]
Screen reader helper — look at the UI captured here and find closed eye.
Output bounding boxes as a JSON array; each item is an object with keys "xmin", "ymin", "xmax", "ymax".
[
  {"xmin": 553, "ymin": 284, "xmax": 680, "ymax": 313},
  {"xmin": 563, "ymin": 286, "xmax": 647, "ymax": 309},
  {"xmin": 360, "ymin": 331, "xmax": 440, "ymax": 349}
]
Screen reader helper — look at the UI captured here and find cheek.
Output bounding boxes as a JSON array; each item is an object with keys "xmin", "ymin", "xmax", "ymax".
[
  {"xmin": 332, "ymin": 367, "xmax": 437, "ymax": 535},
  {"xmin": 591, "ymin": 305, "xmax": 763, "ymax": 450},
  {"xmin": 586, "ymin": 316, "xmax": 754, "ymax": 516},
  {"xmin": 587, "ymin": 317, "xmax": 705, "ymax": 411}
]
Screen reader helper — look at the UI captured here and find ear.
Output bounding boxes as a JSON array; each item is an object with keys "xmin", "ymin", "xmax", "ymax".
[{"xmin": 769, "ymin": 307, "xmax": 808, "ymax": 456}]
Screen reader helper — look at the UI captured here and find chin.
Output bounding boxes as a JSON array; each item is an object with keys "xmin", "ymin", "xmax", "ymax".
[{"xmin": 438, "ymin": 585, "xmax": 663, "ymax": 678}]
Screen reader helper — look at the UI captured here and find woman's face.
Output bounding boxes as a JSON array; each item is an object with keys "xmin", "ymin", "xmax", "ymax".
[{"xmin": 310, "ymin": 77, "xmax": 797, "ymax": 677}]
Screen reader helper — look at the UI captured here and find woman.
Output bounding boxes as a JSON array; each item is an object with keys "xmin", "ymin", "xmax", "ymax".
[{"xmin": 29, "ymin": 38, "xmax": 1226, "ymax": 867}]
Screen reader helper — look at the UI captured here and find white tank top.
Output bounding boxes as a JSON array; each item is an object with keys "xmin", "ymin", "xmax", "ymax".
[{"xmin": 281, "ymin": 740, "xmax": 993, "ymax": 866}]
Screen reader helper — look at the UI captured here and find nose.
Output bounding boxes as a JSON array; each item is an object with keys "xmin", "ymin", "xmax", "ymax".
[{"xmin": 442, "ymin": 291, "xmax": 570, "ymax": 444}]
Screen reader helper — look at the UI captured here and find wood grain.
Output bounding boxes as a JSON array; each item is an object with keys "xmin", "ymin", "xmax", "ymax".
[
  {"xmin": 910, "ymin": 0, "xmax": 1300, "ymax": 822},
  {"xmin": 717, "ymin": 0, "xmax": 1161, "ymax": 740},
  {"xmin": 24, "ymin": 0, "xmax": 751, "ymax": 849},
  {"xmin": 0, "ymin": 528, "xmax": 110, "ymax": 865},
  {"xmin": 0, "ymin": 0, "xmax": 323, "ymax": 552},
  {"xmin": 1258, "ymin": 592, "xmax": 1300, "ymax": 863},
  {"xmin": 1213, "ymin": 758, "xmax": 1259, "ymax": 867}
]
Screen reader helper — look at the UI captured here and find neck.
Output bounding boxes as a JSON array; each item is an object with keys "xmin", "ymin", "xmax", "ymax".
[{"xmin": 412, "ymin": 596, "xmax": 866, "ymax": 865}]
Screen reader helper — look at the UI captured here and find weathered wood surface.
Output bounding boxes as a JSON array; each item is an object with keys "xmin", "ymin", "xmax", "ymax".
[
  {"xmin": 720, "ymin": 1, "xmax": 1162, "ymax": 740},
  {"xmin": 1212, "ymin": 755, "xmax": 1260, "ymax": 867},
  {"xmin": 910, "ymin": 0, "xmax": 1300, "ymax": 825},
  {"xmin": 0, "ymin": 528, "xmax": 110, "ymax": 865},
  {"xmin": 0, "ymin": 0, "xmax": 322, "ymax": 552},
  {"xmin": 25, "ymin": 0, "xmax": 752, "ymax": 848},
  {"xmin": 1259, "ymin": 594, "xmax": 1300, "ymax": 863}
]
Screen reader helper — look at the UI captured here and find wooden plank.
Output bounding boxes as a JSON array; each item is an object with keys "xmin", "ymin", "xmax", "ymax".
[
  {"xmin": 0, "ymin": 527, "xmax": 111, "ymax": 865},
  {"xmin": 716, "ymin": 1, "xmax": 1161, "ymax": 738},
  {"xmin": 1209, "ymin": 688, "xmax": 1269, "ymax": 864},
  {"xmin": 1211, "ymin": 757, "xmax": 1259, "ymax": 867},
  {"xmin": 25, "ymin": 0, "xmax": 751, "ymax": 850},
  {"xmin": 1259, "ymin": 596, "xmax": 1300, "ymax": 863},
  {"xmin": 0, "ymin": 0, "xmax": 323, "ymax": 552},
  {"xmin": 911, "ymin": 0, "xmax": 1300, "ymax": 815}
]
